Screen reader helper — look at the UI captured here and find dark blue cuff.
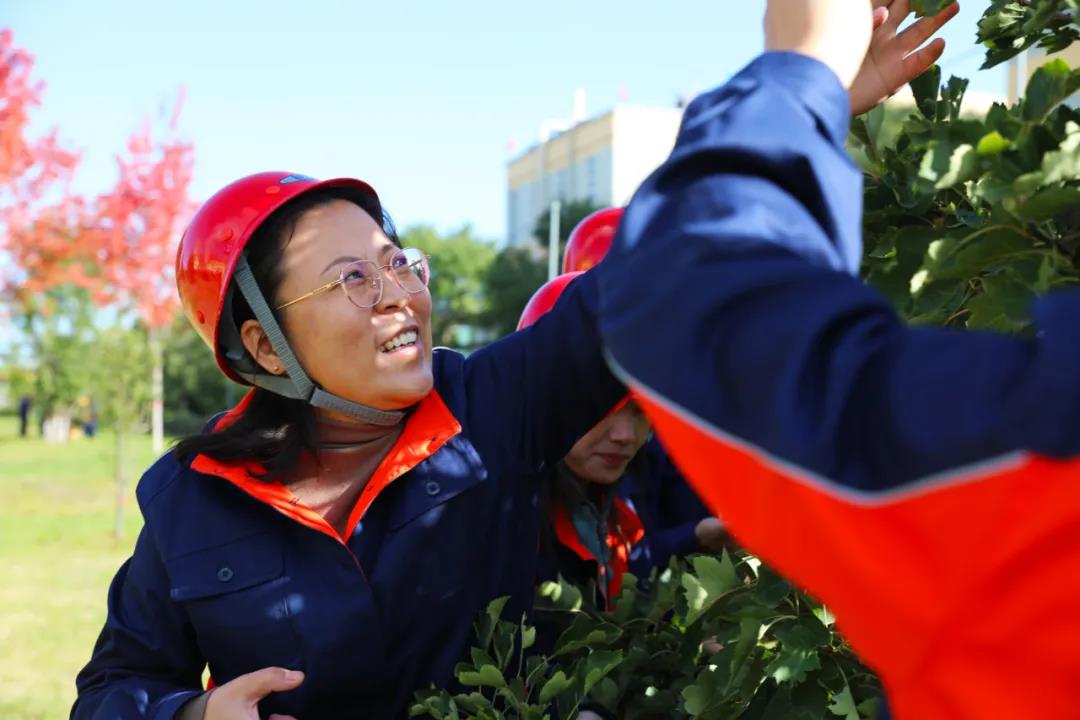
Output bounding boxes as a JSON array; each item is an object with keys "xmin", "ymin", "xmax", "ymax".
[
  {"xmin": 667, "ymin": 521, "xmax": 703, "ymax": 557},
  {"xmin": 745, "ymin": 51, "xmax": 851, "ymax": 148},
  {"xmin": 153, "ymin": 690, "xmax": 205, "ymax": 720}
]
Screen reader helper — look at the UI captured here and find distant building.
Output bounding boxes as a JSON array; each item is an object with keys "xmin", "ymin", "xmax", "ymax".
[
  {"xmin": 1009, "ymin": 45, "xmax": 1080, "ymax": 106},
  {"xmin": 506, "ymin": 103, "xmax": 683, "ymax": 247}
]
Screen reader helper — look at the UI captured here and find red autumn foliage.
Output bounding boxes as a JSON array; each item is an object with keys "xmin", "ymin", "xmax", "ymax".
[
  {"xmin": 0, "ymin": 29, "xmax": 82, "ymax": 307},
  {"xmin": 1, "ymin": 27, "xmax": 195, "ymax": 329},
  {"xmin": 89, "ymin": 95, "xmax": 195, "ymax": 329}
]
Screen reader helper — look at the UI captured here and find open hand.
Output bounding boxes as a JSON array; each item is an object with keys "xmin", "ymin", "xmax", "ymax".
[{"xmin": 849, "ymin": 0, "xmax": 961, "ymax": 115}]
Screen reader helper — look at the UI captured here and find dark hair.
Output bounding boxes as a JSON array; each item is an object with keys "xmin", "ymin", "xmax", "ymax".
[{"xmin": 172, "ymin": 187, "xmax": 399, "ymax": 478}]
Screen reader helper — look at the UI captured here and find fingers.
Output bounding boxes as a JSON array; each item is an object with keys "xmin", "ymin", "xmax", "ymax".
[
  {"xmin": 903, "ymin": 37, "xmax": 947, "ymax": 79},
  {"xmin": 872, "ymin": 6, "xmax": 890, "ymax": 31},
  {"xmin": 898, "ymin": 1, "xmax": 960, "ymax": 53},
  {"xmin": 884, "ymin": 0, "xmax": 912, "ymax": 31},
  {"xmin": 231, "ymin": 668, "xmax": 305, "ymax": 701}
]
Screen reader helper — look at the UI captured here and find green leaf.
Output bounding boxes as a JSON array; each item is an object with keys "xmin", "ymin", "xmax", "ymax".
[
  {"xmin": 857, "ymin": 696, "xmax": 883, "ymax": 719},
  {"xmin": 501, "ymin": 677, "xmax": 528, "ymax": 705},
  {"xmin": 976, "ymin": 130, "xmax": 1012, "ymax": 155},
  {"xmin": 828, "ymin": 685, "xmax": 860, "ymax": 720},
  {"xmin": 682, "ymin": 552, "xmax": 740, "ymax": 625},
  {"xmin": 772, "ymin": 614, "xmax": 831, "ymax": 651},
  {"xmin": 1040, "ymin": 123, "xmax": 1080, "ymax": 185},
  {"xmin": 590, "ymin": 676, "xmax": 620, "ymax": 713},
  {"xmin": 695, "ymin": 551, "xmax": 740, "ymax": 596},
  {"xmin": 521, "ymin": 623, "xmax": 537, "ymax": 652},
  {"xmin": 452, "ymin": 692, "xmax": 494, "ymax": 714},
  {"xmin": 492, "ymin": 621, "xmax": 516, "ymax": 670},
  {"xmin": 943, "ymin": 76, "xmax": 970, "ymax": 122},
  {"xmin": 766, "ymin": 647, "xmax": 821, "ymax": 685},
  {"xmin": 469, "ymin": 648, "xmax": 497, "ymax": 670},
  {"xmin": 910, "ymin": 64, "xmax": 942, "ymax": 119},
  {"xmin": 538, "ymin": 670, "xmax": 572, "ymax": 705},
  {"xmin": 552, "ymin": 616, "xmax": 622, "ymax": 656},
  {"xmin": 457, "ymin": 664, "xmax": 506, "ymax": 689},
  {"xmin": 1023, "ymin": 59, "xmax": 1080, "ymax": 122},
  {"xmin": 911, "ymin": 0, "xmax": 956, "ymax": 15},
  {"xmin": 729, "ymin": 618, "xmax": 763, "ymax": 687},
  {"xmin": 924, "ymin": 229, "xmax": 1034, "ymax": 282},
  {"xmin": 1015, "ymin": 186, "xmax": 1080, "ymax": 221},
  {"xmin": 759, "ymin": 684, "xmax": 796, "ymax": 720},
  {"xmin": 864, "ymin": 226, "xmax": 939, "ymax": 309},
  {"xmin": 919, "ymin": 141, "xmax": 977, "ymax": 189},
  {"xmin": 538, "ymin": 577, "xmax": 583, "ymax": 611},
  {"xmin": 682, "ymin": 666, "xmax": 723, "ymax": 716},
  {"xmin": 966, "ymin": 276, "xmax": 1035, "ymax": 332},
  {"xmin": 475, "ymin": 596, "xmax": 510, "ymax": 649},
  {"xmin": 581, "ymin": 649, "xmax": 623, "ymax": 695},
  {"xmin": 792, "ymin": 678, "xmax": 831, "ymax": 720},
  {"xmin": 755, "ymin": 564, "xmax": 793, "ymax": 608}
]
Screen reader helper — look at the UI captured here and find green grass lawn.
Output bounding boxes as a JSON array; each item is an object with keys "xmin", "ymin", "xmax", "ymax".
[{"xmin": 0, "ymin": 415, "xmax": 159, "ymax": 719}]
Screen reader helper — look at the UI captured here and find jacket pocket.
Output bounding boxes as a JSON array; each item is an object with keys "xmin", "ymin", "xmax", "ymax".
[
  {"xmin": 168, "ymin": 531, "xmax": 284, "ymax": 601},
  {"xmin": 166, "ymin": 531, "xmax": 302, "ymax": 678},
  {"xmin": 386, "ymin": 439, "xmax": 489, "ymax": 531}
]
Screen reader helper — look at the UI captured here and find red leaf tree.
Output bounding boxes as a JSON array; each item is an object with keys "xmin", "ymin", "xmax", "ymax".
[
  {"xmin": 90, "ymin": 92, "xmax": 195, "ymax": 451},
  {"xmin": 0, "ymin": 28, "xmax": 82, "ymax": 312}
]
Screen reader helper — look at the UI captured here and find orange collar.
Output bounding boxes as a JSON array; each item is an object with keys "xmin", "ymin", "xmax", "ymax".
[
  {"xmin": 191, "ymin": 389, "xmax": 461, "ymax": 545},
  {"xmin": 551, "ymin": 496, "xmax": 645, "ymax": 605}
]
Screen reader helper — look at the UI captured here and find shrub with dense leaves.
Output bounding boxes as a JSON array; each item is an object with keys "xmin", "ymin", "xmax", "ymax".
[{"xmin": 411, "ymin": 553, "xmax": 881, "ymax": 720}]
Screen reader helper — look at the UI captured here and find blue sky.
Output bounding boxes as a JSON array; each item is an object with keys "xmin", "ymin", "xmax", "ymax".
[{"xmin": 10, "ymin": 0, "xmax": 1004, "ymax": 242}]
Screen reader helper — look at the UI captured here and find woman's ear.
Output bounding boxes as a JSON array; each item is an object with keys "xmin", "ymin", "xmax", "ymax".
[{"xmin": 240, "ymin": 319, "xmax": 286, "ymax": 375}]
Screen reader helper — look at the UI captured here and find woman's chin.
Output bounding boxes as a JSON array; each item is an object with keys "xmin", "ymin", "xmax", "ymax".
[{"xmin": 378, "ymin": 372, "xmax": 435, "ymax": 410}]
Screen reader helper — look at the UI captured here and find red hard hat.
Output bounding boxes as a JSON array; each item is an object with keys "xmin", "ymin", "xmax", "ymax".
[
  {"xmin": 562, "ymin": 207, "xmax": 624, "ymax": 273},
  {"xmin": 176, "ymin": 172, "xmax": 379, "ymax": 383},
  {"xmin": 517, "ymin": 272, "xmax": 584, "ymax": 331}
]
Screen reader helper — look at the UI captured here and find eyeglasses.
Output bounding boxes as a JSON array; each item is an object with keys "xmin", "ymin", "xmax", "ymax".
[{"xmin": 275, "ymin": 247, "xmax": 431, "ymax": 311}]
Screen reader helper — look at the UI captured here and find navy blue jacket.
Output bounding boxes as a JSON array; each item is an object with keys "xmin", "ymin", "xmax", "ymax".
[
  {"xmin": 622, "ymin": 438, "xmax": 708, "ymax": 577},
  {"xmin": 598, "ymin": 51, "xmax": 1080, "ymax": 719},
  {"xmin": 73, "ymin": 271, "xmax": 624, "ymax": 719}
]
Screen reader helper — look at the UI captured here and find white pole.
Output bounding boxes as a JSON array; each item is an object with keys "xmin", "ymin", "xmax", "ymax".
[{"xmin": 548, "ymin": 200, "xmax": 561, "ymax": 281}]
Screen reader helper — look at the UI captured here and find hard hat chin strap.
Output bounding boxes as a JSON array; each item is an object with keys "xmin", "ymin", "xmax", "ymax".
[{"xmin": 231, "ymin": 256, "xmax": 405, "ymax": 427}]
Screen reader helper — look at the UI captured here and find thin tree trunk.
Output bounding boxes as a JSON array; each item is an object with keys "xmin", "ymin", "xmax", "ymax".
[
  {"xmin": 150, "ymin": 329, "xmax": 164, "ymax": 453},
  {"xmin": 114, "ymin": 427, "xmax": 127, "ymax": 540}
]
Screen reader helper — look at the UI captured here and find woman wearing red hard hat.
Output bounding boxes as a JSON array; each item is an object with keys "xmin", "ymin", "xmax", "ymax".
[
  {"xmin": 519, "ymin": 274, "xmax": 725, "ymax": 615},
  {"xmin": 72, "ymin": 172, "xmax": 626, "ymax": 719}
]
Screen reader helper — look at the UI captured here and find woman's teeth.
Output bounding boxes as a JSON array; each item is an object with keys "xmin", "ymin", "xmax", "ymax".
[{"xmin": 380, "ymin": 330, "xmax": 418, "ymax": 353}]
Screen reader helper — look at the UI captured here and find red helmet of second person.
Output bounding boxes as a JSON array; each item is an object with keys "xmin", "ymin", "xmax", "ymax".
[
  {"xmin": 517, "ymin": 272, "xmax": 584, "ymax": 331},
  {"xmin": 175, "ymin": 171, "xmax": 379, "ymax": 383},
  {"xmin": 562, "ymin": 207, "xmax": 624, "ymax": 273}
]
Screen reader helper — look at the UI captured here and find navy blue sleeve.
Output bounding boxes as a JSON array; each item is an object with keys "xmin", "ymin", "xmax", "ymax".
[
  {"xmin": 72, "ymin": 527, "xmax": 204, "ymax": 720},
  {"xmin": 629, "ymin": 521, "xmax": 700, "ymax": 576},
  {"xmin": 463, "ymin": 269, "xmax": 626, "ymax": 471},
  {"xmin": 599, "ymin": 51, "xmax": 1080, "ymax": 491},
  {"xmin": 627, "ymin": 442, "xmax": 708, "ymax": 573},
  {"xmin": 647, "ymin": 441, "xmax": 709, "ymax": 528}
]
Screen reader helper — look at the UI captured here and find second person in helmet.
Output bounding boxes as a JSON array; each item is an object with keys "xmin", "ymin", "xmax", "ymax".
[{"xmin": 520, "ymin": 274, "xmax": 727, "ymax": 615}]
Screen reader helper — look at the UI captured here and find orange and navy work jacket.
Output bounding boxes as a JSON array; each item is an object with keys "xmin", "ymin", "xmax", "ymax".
[
  {"xmin": 72, "ymin": 274, "xmax": 625, "ymax": 720},
  {"xmin": 541, "ymin": 440, "xmax": 707, "ymax": 608},
  {"xmin": 549, "ymin": 483, "xmax": 645, "ymax": 606},
  {"xmin": 600, "ymin": 52, "xmax": 1080, "ymax": 719}
]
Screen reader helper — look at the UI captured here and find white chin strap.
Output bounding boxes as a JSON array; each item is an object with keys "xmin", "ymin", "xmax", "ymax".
[{"xmin": 229, "ymin": 255, "xmax": 405, "ymax": 426}]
